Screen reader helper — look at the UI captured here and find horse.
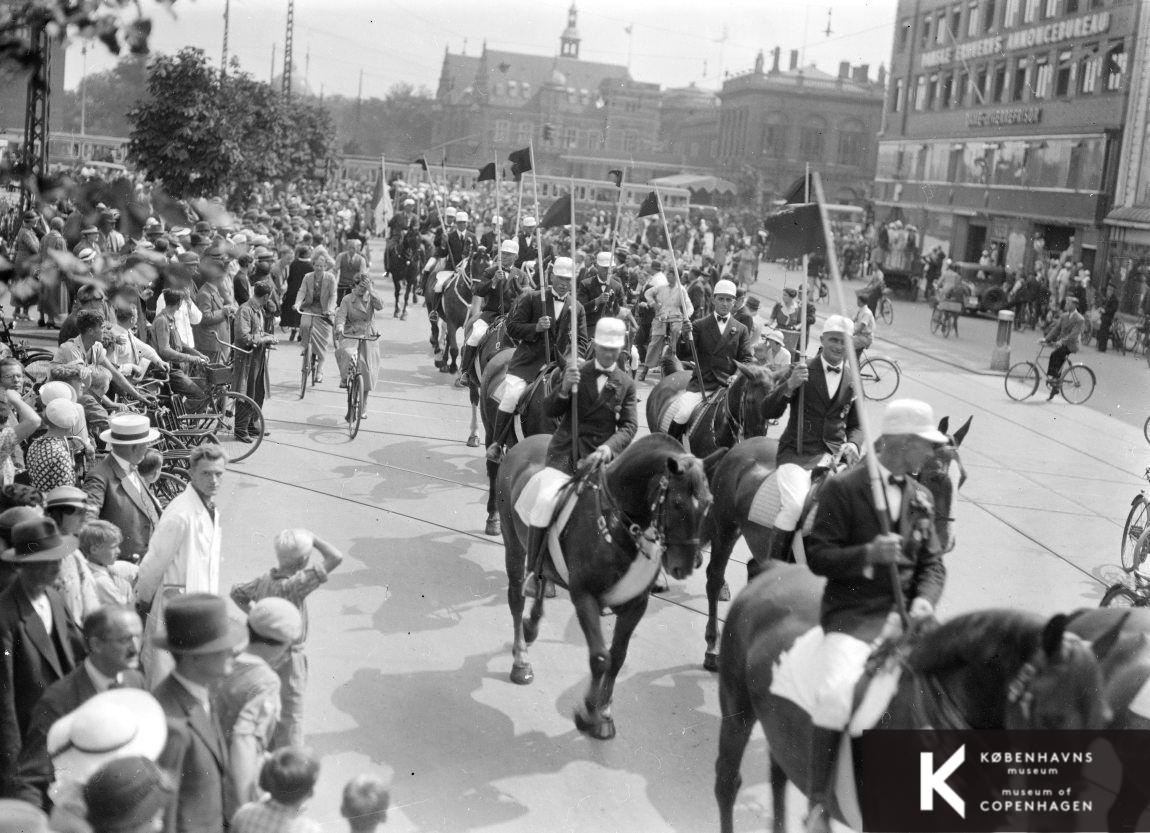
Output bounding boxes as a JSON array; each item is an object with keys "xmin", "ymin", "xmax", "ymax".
[
  {"xmin": 497, "ymin": 432, "xmax": 713, "ymax": 740},
  {"xmin": 433, "ymin": 251, "xmax": 489, "ymax": 376},
  {"xmin": 477, "ymin": 348, "xmax": 560, "ymax": 536},
  {"xmin": 645, "ymin": 363, "xmax": 779, "ymax": 457},
  {"xmin": 463, "ymin": 317, "xmax": 518, "ymax": 448},
  {"xmin": 715, "ymin": 584, "xmax": 1113, "ymax": 833},
  {"xmin": 384, "ymin": 227, "xmax": 423, "ymax": 320},
  {"xmin": 701, "ymin": 416, "xmax": 971, "ymax": 671}
]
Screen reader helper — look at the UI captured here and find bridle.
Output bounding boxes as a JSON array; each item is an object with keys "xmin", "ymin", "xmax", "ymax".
[{"xmin": 581, "ymin": 463, "xmax": 711, "ymax": 556}]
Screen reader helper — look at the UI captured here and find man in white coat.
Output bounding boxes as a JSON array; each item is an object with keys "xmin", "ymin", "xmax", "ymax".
[{"xmin": 136, "ymin": 443, "xmax": 227, "ymax": 687}]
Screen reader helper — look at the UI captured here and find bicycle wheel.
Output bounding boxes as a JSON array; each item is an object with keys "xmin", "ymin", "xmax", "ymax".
[
  {"xmin": 1144, "ymin": 415, "xmax": 1149, "ymax": 446},
  {"xmin": 1059, "ymin": 363, "xmax": 1095, "ymax": 404},
  {"xmin": 930, "ymin": 309, "xmax": 942, "ymax": 335},
  {"xmin": 940, "ymin": 314, "xmax": 953, "ymax": 338},
  {"xmin": 347, "ymin": 374, "xmax": 363, "ymax": 439},
  {"xmin": 1004, "ymin": 362, "xmax": 1040, "ymax": 400},
  {"xmin": 212, "ymin": 390, "xmax": 265, "ymax": 462},
  {"xmin": 1121, "ymin": 497, "xmax": 1149, "ymax": 572},
  {"xmin": 879, "ymin": 297, "xmax": 894, "ymax": 326},
  {"xmin": 299, "ymin": 342, "xmax": 312, "ymax": 399},
  {"xmin": 1100, "ymin": 583, "xmax": 1142, "ymax": 608},
  {"xmin": 1125, "ymin": 327, "xmax": 1141, "ymax": 354},
  {"xmin": 153, "ymin": 470, "xmax": 189, "ymax": 509},
  {"xmin": 1112, "ymin": 323, "xmax": 1127, "ymax": 355},
  {"xmin": 859, "ymin": 357, "xmax": 900, "ymax": 401}
]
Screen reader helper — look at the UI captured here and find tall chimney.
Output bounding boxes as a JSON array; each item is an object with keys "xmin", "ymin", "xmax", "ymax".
[
  {"xmin": 770, "ymin": 46, "xmax": 781, "ymax": 74},
  {"xmin": 852, "ymin": 64, "xmax": 870, "ymax": 83},
  {"xmin": 838, "ymin": 61, "xmax": 851, "ymax": 79},
  {"xmin": 788, "ymin": 49, "xmax": 799, "ymax": 71},
  {"xmin": 877, "ymin": 64, "xmax": 887, "ymax": 87}
]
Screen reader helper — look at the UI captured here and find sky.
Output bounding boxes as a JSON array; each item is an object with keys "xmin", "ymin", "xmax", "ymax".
[{"xmin": 63, "ymin": 0, "xmax": 900, "ymax": 98}]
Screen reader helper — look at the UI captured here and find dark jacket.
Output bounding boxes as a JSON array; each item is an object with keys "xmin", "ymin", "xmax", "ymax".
[
  {"xmin": 445, "ymin": 229, "xmax": 477, "ymax": 269},
  {"xmin": 505, "ymin": 290, "xmax": 588, "ymax": 382},
  {"xmin": 544, "ymin": 359, "xmax": 638, "ymax": 473},
  {"xmin": 0, "ymin": 582, "xmax": 85, "ymax": 788},
  {"xmin": 153, "ymin": 674, "xmax": 236, "ymax": 833},
  {"xmin": 84, "ymin": 454, "xmax": 162, "ymax": 562},
  {"xmin": 687, "ymin": 314, "xmax": 754, "ymax": 392},
  {"xmin": 576, "ymin": 275, "xmax": 625, "ymax": 330},
  {"xmin": 763, "ymin": 356, "xmax": 864, "ymax": 465},
  {"xmin": 806, "ymin": 462, "xmax": 946, "ymax": 641},
  {"xmin": 475, "ymin": 265, "xmax": 526, "ymax": 317}
]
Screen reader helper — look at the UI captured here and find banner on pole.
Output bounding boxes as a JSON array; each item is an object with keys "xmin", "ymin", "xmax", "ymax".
[
  {"xmin": 414, "ymin": 157, "xmax": 429, "ymax": 172},
  {"xmin": 477, "ymin": 162, "xmax": 497, "ymax": 182},
  {"xmin": 508, "ymin": 147, "xmax": 533, "ymax": 181},
  {"xmin": 372, "ymin": 155, "xmax": 392, "ymax": 233},
  {"xmin": 781, "ymin": 172, "xmax": 816, "ymax": 204},
  {"xmin": 763, "ymin": 202, "xmax": 824, "ymax": 259},
  {"xmin": 539, "ymin": 194, "xmax": 572, "ymax": 229},
  {"xmin": 637, "ymin": 191, "xmax": 659, "ymax": 218},
  {"xmin": 607, "ymin": 169, "xmax": 623, "ymax": 188}
]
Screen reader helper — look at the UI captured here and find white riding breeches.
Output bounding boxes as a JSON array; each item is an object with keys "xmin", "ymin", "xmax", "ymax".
[
  {"xmin": 496, "ymin": 374, "xmax": 528, "ymax": 413},
  {"xmin": 423, "ymin": 256, "xmax": 440, "ymax": 275},
  {"xmin": 775, "ymin": 463, "xmax": 813, "ymax": 532},
  {"xmin": 668, "ymin": 390, "xmax": 705, "ymax": 427},
  {"xmin": 810, "ymin": 631, "xmax": 872, "ymax": 730},
  {"xmin": 433, "ymin": 270, "xmax": 454, "ymax": 293},
  {"xmin": 466, "ymin": 317, "xmax": 489, "ymax": 347},
  {"xmin": 514, "ymin": 466, "xmax": 570, "ymax": 526}
]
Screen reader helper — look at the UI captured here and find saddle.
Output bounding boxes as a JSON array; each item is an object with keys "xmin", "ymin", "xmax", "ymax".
[
  {"xmin": 747, "ymin": 453, "xmax": 845, "ymax": 534},
  {"xmin": 681, "ymin": 388, "xmax": 726, "ymax": 450}
]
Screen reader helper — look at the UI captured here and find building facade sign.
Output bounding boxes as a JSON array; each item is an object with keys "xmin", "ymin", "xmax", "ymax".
[
  {"xmin": 965, "ymin": 106, "xmax": 1042, "ymax": 127},
  {"xmin": 921, "ymin": 11, "xmax": 1110, "ymax": 69}
]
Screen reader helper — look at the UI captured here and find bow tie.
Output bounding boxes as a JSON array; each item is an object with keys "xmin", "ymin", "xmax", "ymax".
[
  {"xmin": 887, "ymin": 475, "xmax": 906, "ymax": 486},
  {"xmin": 716, "ymin": 317, "xmax": 729, "ymax": 327},
  {"xmin": 825, "ymin": 364, "xmax": 842, "ymax": 374},
  {"xmin": 593, "ymin": 367, "xmax": 613, "ymax": 377}
]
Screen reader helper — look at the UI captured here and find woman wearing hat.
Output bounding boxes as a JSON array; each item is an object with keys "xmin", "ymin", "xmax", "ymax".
[
  {"xmin": 293, "ymin": 249, "xmax": 339, "ymax": 384},
  {"xmin": 26, "ymin": 400, "xmax": 90, "ymax": 494},
  {"xmin": 334, "ymin": 274, "xmax": 383, "ymax": 416}
]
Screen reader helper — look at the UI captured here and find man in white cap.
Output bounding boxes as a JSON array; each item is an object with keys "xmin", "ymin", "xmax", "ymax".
[
  {"xmin": 387, "ymin": 197, "xmax": 418, "ymax": 241},
  {"xmin": 801, "ymin": 398, "xmax": 947, "ymax": 833},
  {"xmin": 515, "ymin": 216, "xmax": 542, "ymax": 269},
  {"xmin": 480, "ymin": 215, "xmax": 503, "ymax": 252},
  {"xmin": 577, "ymin": 252, "xmax": 625, "ymax": 334},
  {"xmin": 458, "ymin": 238, "xmax": 527, "ymax": 388},
  {"xmin": 488, "ymin": 257, "xmax": 588, "ymax": 462},
  {"xmin": 513, "ymin": 317, "xmax": 637, "ymax": 589},
  {"xmin": 425, "ymin": 210, "xmax": 479, "ymax": 319},
  {"xmin": 759, "ymin": 313, "xmax": 863, "ymax": 568},
  {"xmin": 664, "ymin": 279, "xmax": 753, "ymax": 441}
]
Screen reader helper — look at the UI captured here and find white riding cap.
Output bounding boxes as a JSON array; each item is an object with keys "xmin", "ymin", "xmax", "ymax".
[
  {"xmin": 881, "ymin": 399, "xmax": 949, "ymax": 444},
  {"xmin": 445, "ymin": 206, "xmax": 457, "ymax": 217},
  {"xmin": 552, "ymin": 257, "xmax": 575, "ymax": 279},
  {"xmin": 492, "ymin": 215, "xmax": 503, "ymax": 225},
  {"xmin": 403, "ymin": 198, "xmax": 415, "ymax": 206},
  {"xmin": 522, "ymin": 216, "xmax": 537, "ymax": 228},
  {"xmin": 594, "ymin": 317, "xmax": 627, "ymax": 349},
  {"xmin": 499, "ymin": 238, "xmax": 519, "ymax": 255},
  {"xmin": 455, "ymin": 211, "xmax": 469, "ymax": 223},
  {"xmin": 714, "ymin": 279, "xmax": 737, "ymax": 298},
  {"xmin": 822, "ymin": 314, "xmax": 854, "ymax": 336},
  {"xmin": 595, "ymin": 252, "xmax": 612, "ymax": 268}
]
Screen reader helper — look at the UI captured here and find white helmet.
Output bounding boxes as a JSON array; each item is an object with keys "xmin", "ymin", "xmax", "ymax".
[
  {"xmin": 552, "ymin": 257, "xmax": 575, "ymax": 279},
  {"xmin": 713, "ymin": 279, "xmax": 737, "ymax": 297},
  {"xmin": 499, "ymin": 238, "xmax": 520, "ymax": 255},
  {"xmin": 455, "ymin": 211, "xmax": 469, "ymax": 223},
  {"xmin": 522, "ymin": 216, "xmax": 537, "ymax": 228}
]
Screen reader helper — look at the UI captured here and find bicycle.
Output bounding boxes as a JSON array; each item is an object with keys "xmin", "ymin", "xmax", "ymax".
[
  {"xmin": 877, "ymin": 289, "xmax": 894, "ymax": 326},
  {"xmin": 1100, "ymin": 469, "xmax": 1150, "ymax": 608},
  {"xmin": 0, "ymin": 304, "xmax": 55, "ymax": 389},
  {"xmin": 297, "ymin": 311, "xmax": 327, "ymax": 399},
  {"xmin": 342, "ymin": 333, "xmax": 380, "ymax": 440},
  {"xmin": 1125, "ymin": 316, "xmax": 1149, "ymax": 356},
  {"xmin": 930, "ymin": 300, "xmax": 961, "ymax": 338},
  {"xmin": 1144, "ymin": 415, "xmax": 1149, "ymax": 446},
  {"xmin": 857, "ymin": 350, "xmax": 900, "ymax": 401},
  {"xmin": 1004, "ymin": 343, "xmax": 1095, "ymax": 404}
]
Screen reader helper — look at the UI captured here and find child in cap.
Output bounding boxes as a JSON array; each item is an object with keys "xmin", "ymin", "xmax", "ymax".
[
  {"xmin": 341, "ymin": 774, "xmax": 390, "ymax": 833},
  {"xmin": 80, "ymin": 520, "xmax": 136, "ymax": 607},
  {"xmin": 229, "ymin": 529, "xmax": 344, "ymax": 748},
  {"xmin": 231, "ymin": 748, "xmax": 321, "ymax": 833}
]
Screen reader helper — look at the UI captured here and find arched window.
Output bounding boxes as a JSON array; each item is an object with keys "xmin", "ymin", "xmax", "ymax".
[
  {"xmin": 798, "ymin": 116, "xmax": 827, "ymax": 162},
  {"xmin": 837, "ymin": 119, "xmax": 867, "ymax": 167}
]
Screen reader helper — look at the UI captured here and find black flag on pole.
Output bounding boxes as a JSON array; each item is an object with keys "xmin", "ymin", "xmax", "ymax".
[
  {"xmin": 781, "ymin": 172, "xmax": 815, "ymax": 204},
  {"xmin": 607, "ymin": 169, "xmax": 623, "ymax": 188},
  {"xmin": 637, "ymin": 190, "xmax": 660, "ymax": 218},
  {"xmin": 762, "ymin": 203, "xmax": 824, "ymax": 259},
  {"xmin": 508, "ymin": 147, "xmax": 533, "ymax": 181},
  {"xmin": 414, "ymin": 157, "xmax": 429, "ymax": 172},
  {"xmin": 477, "ymin": 162, "xmax": 497, "ymax": 182},
  {"xmin": 539, "ymin": 193, "xmax": 572, "ymax": 229}
]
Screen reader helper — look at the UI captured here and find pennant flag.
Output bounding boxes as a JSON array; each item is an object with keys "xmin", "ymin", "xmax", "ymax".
[
  {"xmin": 508, "ymin": 146, "xmax": 533, "ymax": 181},
  {"xmin": 637, "ymin": 190, "xmax": 660, "ymax": 218},
  {"xmin": 781, "ymin": 172, "xmax": 815, "ymax": 204},
  {"xmin": 477, "ymin": 162, "xmax": 497, "ymax": 182},
  {"xmin": 607, "ymin": 169, "xmax": 623, "ymax": 188},
  {"xmin": 414, "ymin": 157, "xmax": 429, "ymax": 172},
  {"xmin": 539, "ymin": 193, "xmax": 572, "ymax": 229},
  {"xmin": 762, "ymin": 203, "xmax": 824, "ymax": 259},
  {"xmin": 373, "ymin": 156, "xmax": 393, "ymax": 233}
]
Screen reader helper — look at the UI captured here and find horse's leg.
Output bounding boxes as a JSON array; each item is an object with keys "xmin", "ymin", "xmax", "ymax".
[
  {"xmin": 392, "ymin": 274, "xmax": 401, "ymax": 317},
  {"xmin": 467, "ymin": 385, "xmax": 480, "ymax": 447},
  {"xmin": 743, "ymin": 522, "xmax": 773, "ymax": 575},
  {"xmin": 571, "ymin": 589, "xmax": 616, "ymax": 740},
  {"xmin": 705, "ymin": 517, "xmax": 741, "ymax": 672},
  {"xmin": 484, "ymin": 459, "xmax": 501, "ymax": 536},
  {"xmin": 769, "ymin": 756, "xmax": 789, "ymax": 833},
  {"xmin": 505, "ymin": 519, "xmax": 533, "ymax": 685},
  {"xmin": 715, "ymin": 648, "xmax": 757, "ymax": 833}
]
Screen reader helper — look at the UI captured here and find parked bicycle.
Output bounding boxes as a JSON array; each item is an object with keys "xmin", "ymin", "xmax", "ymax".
[
  {"xmin": 1004, "ymin": 343, "xmax": 1095, "ymax": 404},
  {"xmin": 857, "ymin": 350, "xmax": 900, "ymax": 401},
  {"xmin": 343, "ymin": 333, "xmax": 380, "ymax": 440},
  {"xmin": 1100, "ymin": 468, "xmax": 1150, "ymax": 608},
  {"xmin": 877, "ymin": 288, "xmax": 894, "ymax": 326},
  {"xmin": 930, "ymin": 300, "xmax": 962, "ymax": 338},
  {"xmin": 0, "ymin": 304, "xmax": 55, "ymax": 389}
]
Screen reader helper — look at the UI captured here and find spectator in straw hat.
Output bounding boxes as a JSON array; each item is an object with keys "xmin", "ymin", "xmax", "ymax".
[
  {"xmin": 83, "ymin": 414, "xmax": 163, "ymax": 565},
  {"xmin": 84, "ymin": 756, "xmax": 175, "ymax": 833},
  {"xmin": 0, "ymin": 386, "xmax": 42, "ymax": 488}
]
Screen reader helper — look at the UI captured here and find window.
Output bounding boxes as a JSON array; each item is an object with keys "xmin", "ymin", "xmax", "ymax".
[
  {"xmin": 507, "ymin": 81, "xmax": 517, "ymax": 97},
  {"xmin": 1043, "ymin": 0, "xmax": 1060, "ymax": 17},
  {"xmin": 992, "ymin": 61, "xmax": 1008, "ymax": 102},
  {"xmin": 891, "ymin": 78, "xmax": 904, "ymax": 112},
  {"xmin": 763, "ymin": 122, "xmax": 787, "ymax": 156},
  {"xmin": 940, "ymin": 72, "xmax": 954, "ymax": 108},
  {"xmin": 914, "ymin": 75, "xmax": 928, "ymax": 110},
  {"xmin": 921, "ymin": 13, "xmax": 933, "ymax": 46},
  {"xmin": 493, "ymin": 120, "xmax": 510, "ymax": 142},
  {"xmin": 973, "ymin": 64, "xmax": 989, "ymax": 105},
  {"xmin": 1054, "ymin": 50, "xmax": 1074, "ymax": 96},
  {"xmin": 623, "ymin": 130, "xmax": 637, "ymax": 153},
  {"xmin": 1033, "ymin": 56, "xmax": 1052, "ymax": 98},
  {"xmin": 1078, "ymin": 45, "xmax": 1100, "ymax": 94},
  {"xmin": 926, "ymin": 73, "xmax": 939, "ymax": 108},
  {"xmin": 516, "ymin": 121, "xmax": 532, "ymax": 143},
  {"xmin": 952, "ymin": 5, "xmax": 964, "ymax": 39},
  {"xmin": 1004, "ymin": 0, "xmax": 1020, "ymax": 26},
  {"xmin": 948, "ymin": 144, "xmax": 964, "ymax": 181},
  {"xmin": 521, "ymin": 82, "xmax": 531, "ymax": 98},
  {"xmin": 838, "ymin": 128, "xmax": 866, "ymax": 167},
  {"xmin": 956, "ymin": 70, "xmax": 969, "ymax": 106},
  {"xmin": 936, "ymin": 12, "xmax": 948, "ymax": 44},
  {"xmin": 799, "ymin": 121, "xmax": 826, "ymax": 161},
  {"xmin": 967, "ymin": 1, "xmax": 980, "ymax": 36},
  {"xmin": 1010, "ymin": 56, "xmax": 1028, "ymax": 101},
  {"xmin": 1106, "ymin": 42, "xmax": 1127, "ymax": 91},
  {"xmin": 1023, "ymin": 0, "xmax": 1041, "ymax": 22},
  {"xmin": 899, "ymin": 18, "xmax": 911, "ymax": 50},
  {"xmin": 984, "ymin": 0, "xmax": 997, "ymax": 31},
  {"xmin": 562, "ymin": 126, "xmax": 577, "ymax": 148}
]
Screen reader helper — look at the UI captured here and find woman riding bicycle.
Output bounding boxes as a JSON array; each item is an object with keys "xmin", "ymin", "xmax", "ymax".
[
  {"xmin": 293, "ymin": 247, "xmax": 338, "ymax": 384},
  {"xmin": 334, "ymin": 274, "xmax": 383, "ymax": 418}
]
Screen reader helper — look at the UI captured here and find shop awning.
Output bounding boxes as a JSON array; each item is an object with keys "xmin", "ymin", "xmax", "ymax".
[
  {"xmin": 1104, "ymin": 206, "xmax": 1150, "ymax": 230},
  {"xmin": 649, "ymin": 174, "xmax": 739, "ymax": 195}
]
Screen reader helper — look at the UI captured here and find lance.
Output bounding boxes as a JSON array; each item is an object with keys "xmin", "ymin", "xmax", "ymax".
[
  {"xmin": 797, "ymin": 162, "xmax": 811, "ymax": 453},
  {"xmin": 569, "ymin": 178, "xmax": 580, "ymax": 471},
  {"xmin": 610, "ymin": 167, "xmax": 626, "ymax": 255},
  {"xmin": 494, "ymin": 160, "xmax": 501, "ymax": 251},
  {"xmin": 528, "ymin": 140, "xmax": 550, "ymax": 361},
  {"xmin": 654, "ymin": 186, "xmax": 705, "ymax": 395},
  {"xmin": 515, "ymin": 171, "xmax": 525, "ymax": 238}
]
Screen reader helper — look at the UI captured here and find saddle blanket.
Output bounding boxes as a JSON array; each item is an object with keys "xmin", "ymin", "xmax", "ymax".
[
  {"xmin": 514, "ymin": 466, "xmax": 569, "ymax": 527},
  {"xmin": 747, "ymin": 471, "xmax": 781, "ymax": 528},
  {"xmin": 769, "ymin": 626, "xmax": 902, "ymax": 738},
  {"xmin": 433, "ymin": 269, "xmax": 455, "ymax": 293},
  {"xmin": 660, "ymin": 390, "xmax": 704, "ymax": 432}
]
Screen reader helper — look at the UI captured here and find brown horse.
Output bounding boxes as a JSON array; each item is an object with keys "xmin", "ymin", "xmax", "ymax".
[
  {"xmin": 715, "ymin": 574, "xmax": 1113, "ymax": 833},
  {"xmin": 497, "ymin": 432, "xmax": 713, "ymax": 739},
  {"xmin": 434, "ymin": 251, "xmax": 489, "ymax": 376},
  {"xmin": 701, "ymin": 416, "xmax": 971, "ymax": 671},
  {"xmin": 645, "ymin": 364, "xmax": 779, "ymax": 457},
  {"xmin": 384, "ymin": 226, "xmax": 423, "ymax": 320}
]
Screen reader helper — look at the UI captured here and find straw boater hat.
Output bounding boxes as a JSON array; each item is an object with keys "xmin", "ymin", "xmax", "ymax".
[
  {"xmin": 99, "ymin": 413, "xmax": 160, "ymax": 447},
  {"xmin": 49, "ymin": 690, "xmax": 168, "ymax": 785}
]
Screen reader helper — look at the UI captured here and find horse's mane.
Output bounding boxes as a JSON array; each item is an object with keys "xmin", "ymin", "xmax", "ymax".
[
  {"xmin": 612, "ymin": 433, "xmax": 712, "ymax": 501},
  {"xmin": 910, "ymin": 608, "xmax": 1045, "ymax": 676}
]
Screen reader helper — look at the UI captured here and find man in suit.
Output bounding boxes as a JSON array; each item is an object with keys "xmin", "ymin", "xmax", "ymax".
[
  {"xmin": 576, "ymin": 252, "xmax": 625, "ymax": 335},
  {"xmin": 84, "ymin": 414, "xmax": 163, "ymax": 563},
  {"xmin": 758, "ymin": 314, "xmax": 864, "ymax": 569},
  {"xmin": 514, "ymin": 317, "xmax": 638, "ymax": 588},
  {"xmin": 1042, "ymin": 295, "xmax": 1086, "ymax": 399},
  {"xmin": 152, "ymin": 593, "xmax": 245, "ymax": 833},
  {"xmin": 11, "ymin": 606, "xmax": 146, "ymax": 807},
  {"xmin": 0, "ymin": 518, "xmax": 86, "ymax": 792},
  {"xmin": 456, "ymin": 238, "xmax": 528, "ymax": 388},
  {"xmin": 802, "ymin": 399, "xmax": 947, "ymax": 833},
  {"xmin": 487, "ymin": 256, "xmax": 588, "ymax": 462},
  {"xmin": 665, "ymin": 279, "xmax": 754, "ymax": 442}
]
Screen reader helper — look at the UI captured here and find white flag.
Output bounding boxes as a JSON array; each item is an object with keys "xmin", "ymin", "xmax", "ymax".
[{"xmin": 373, "ymin": 155, "xmax": 392, "ymax": 234}]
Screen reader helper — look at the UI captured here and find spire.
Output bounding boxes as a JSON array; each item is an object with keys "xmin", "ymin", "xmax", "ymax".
[{"xmin": 561, "ymin": 3, "xmax": 580, "ymax": 59}]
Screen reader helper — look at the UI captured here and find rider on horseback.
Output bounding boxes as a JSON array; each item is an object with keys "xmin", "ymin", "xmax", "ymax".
[
  {"xmin": 664, "ymin": 279, "xmax": 753, "ymax": 442},
  {"xmin": 486, "ymin": 256, "xmax": 588, "ymax": 463},
  {"xmin": 802, "ymin": 399, "xmax": 947, "ymax": 833},
  {"xmin": 425, "ymin": 211, "xmax": 478, "ymax": 320},
  {"xmin": 480, "ymin": 215, "xmax": 502, "ymax": 252},
  {"xmin": 513, "ymin": 317, "xmax": 638, "ymax": 590},
  {"xmin": 577, "ymin": 252, "xmax": 626, "ymax": 335},
  {"xmin": 457, "ymin": 238, "xmax": 527, "ymax": 388},
  {"xmin": 758, "ymin": 314, "xmax": 863, "ymax": 568},
  {"xmin": 515, "ymin": 216, "xmax": 539, "ymax": 270},
  {"xmin": 387, "ymin": 197, "xmax": 418, "ymax": 239}
]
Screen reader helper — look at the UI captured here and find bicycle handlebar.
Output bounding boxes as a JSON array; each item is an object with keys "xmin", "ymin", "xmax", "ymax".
[
  {"xmin": 340, "ymin": 333, "xmax": 381, "ymax": 342},
  {"xmin": 212, "ymin": 332, "xmax": 254, "ymax": 354}
]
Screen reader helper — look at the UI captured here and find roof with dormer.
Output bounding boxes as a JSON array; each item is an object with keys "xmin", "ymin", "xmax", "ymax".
[{"xmin": 437, "ymin": 47, "xmax": 630, "ymax": 110}]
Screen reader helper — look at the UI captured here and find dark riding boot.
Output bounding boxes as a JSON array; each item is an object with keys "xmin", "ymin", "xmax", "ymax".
[
  {"xmin": 457, "ymin": 344, "xmax": 476, "ymax": 387},
  {"xmin": 766, "ymin": 526, "xmax": 796, "ymax": 564},
  {"xmin": 667, "ymin": 421, "xmax": 687, "ymax": 444},
  {"xmin": 522, "ymin": 525, "xmax": 554, "ymax": 599},
  {"xmin": 486, "ymin": 410, "xmax": 514, "ymax": 462},
  {"xmin": 805, "ymin": 727, "xmax": 841, "ymax": 833}
]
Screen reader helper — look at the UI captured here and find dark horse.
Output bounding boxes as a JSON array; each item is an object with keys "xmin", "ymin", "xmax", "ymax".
[
  {"xmin": 645, "ymin": 364, "xmax": 778, "ymax": 457},
  {"xmin": 715, "ymin": 578, "xmax": 1113, "ymax": 833},
  {"xmin": 497, "ymin": 432, "xmax": 713, "ymax": 739},
  {"xmin": 701, "ymin": 416, "xmax": 970, "ymax": 671},
  {"xmin": 463, "ymin": 318, "xmax": 518, "ymax": 449},
  {"xmin": 477, "ymin": 348, "xmax": 560, "ymax": 536},
  {"xmin": 384, "ymin": 227, "xmax": 423, "ymax": 320},
  {"xmin": 433, "ymin": 251, "xmax": 489, "ymax": 376}
]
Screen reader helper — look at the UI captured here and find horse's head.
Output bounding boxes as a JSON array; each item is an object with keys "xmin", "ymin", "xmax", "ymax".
[
  {"xmin": 1006, "ymin": 613, "xmax": 1113, "ymax": 730},
  {"xmin": 655, "ymin": 453, "xmax": 714, "ymax": 580},
  {"xmin": 913, "ymin": 415, "xmax": 971, "ymax": 553},
  {"xmin": 730, "ymin": 361, "xmax": 777, "ymax": 438}
]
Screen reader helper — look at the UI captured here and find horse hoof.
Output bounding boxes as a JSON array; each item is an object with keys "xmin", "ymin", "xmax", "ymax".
[
  {"xmin": 574, "ymin": 709, "xmax": 616, "ymax": 741},
  {"xmin": 510, "ymin": 663, "xmax": 534, "ymax": 686},
  {"xmin": 438, "ymin": 364, "xmax": 451, "ymax": 373},
  {"xmin": 401, "ymin": 311, "xmax": 407, "ymax": 321},
  {"xmin": 484, "ymin": 516, "xmax": 501, "ymax": 536},
  {"xmin": 704, "ymin": 652, "xmax": 719, "ymax": 673},
  {"xmin": 466, "ymin": 433, "xmax": 480, "ymax": 448},
  {"xmin": 393, "ymin": 309, "xmax": 399, "ymax": 318},
  {"xmin": 718, "ymin": 581, "xmax": 731, "ymax": 602}
]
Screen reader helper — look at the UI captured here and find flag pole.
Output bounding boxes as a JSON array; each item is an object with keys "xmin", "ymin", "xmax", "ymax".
[
  {"xmin": 797, "ymin": 162, "xmax": 810, "ymax": 454},
  {"xmin": 494, "ymin": 161, "xmax": 501, "ymax": 251},
  {"xmin": 610, "ymin": 167, "xmax": 626, "ymax": 254},
  {"xmin": 812, "ymin": 169, "xmax": 905, "ymax": 619},
  {"xmin": 529, "ymin": 140, "xmax": 550, "ymax": 361},
  {"xmin": 655, "ymin": 186, "xmax": 705, "ymax": 396},
  {"xmin": 569, "ymin": 178, "xmax": 580, "ymax": 471},
  {"xmin": 515, "ymin": 175, "xmax": 525, "ymax": 238}
]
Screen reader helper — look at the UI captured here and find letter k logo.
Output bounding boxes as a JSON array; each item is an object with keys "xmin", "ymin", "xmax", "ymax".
[{"xmin": 920, "ymin": 744, "xmax": 965, "ymax": 817}]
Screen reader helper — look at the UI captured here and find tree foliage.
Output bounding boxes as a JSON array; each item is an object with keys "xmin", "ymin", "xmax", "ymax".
[
  {"xmin": 323, "ymin": 82, "xmax": 435, "ymax": 160},
  {"xmin": 126, "ymin": 48, "xmax": 336, "ymax": 206},
  {"xmin": 0, "ymin": 0, "xmax": 164, "ymax": 70},
  {"xmin": 55, "ymin": 55, "xmax": 149, "ymax": 136}
]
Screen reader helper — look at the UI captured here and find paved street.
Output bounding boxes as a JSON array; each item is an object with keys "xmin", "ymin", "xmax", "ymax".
[{"xmin": 14, "ymin": 253, "xmax": 1144, "ymax": 832}]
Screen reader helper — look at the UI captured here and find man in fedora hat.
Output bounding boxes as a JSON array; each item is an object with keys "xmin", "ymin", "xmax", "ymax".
[
  {"xmin": 0, "ymin": 518, "xmax": 86, "ymax": 790},
  {"xmin": 84, "ymin": 414, "xmax": 163, "ymax": 564},
  {"xmin": 801, "ymin": 399, "xmax": 947, "ymax": 833},
  {"xmin": 152, "ymin": 593, "xmax": 245, "ymax": 833}
]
